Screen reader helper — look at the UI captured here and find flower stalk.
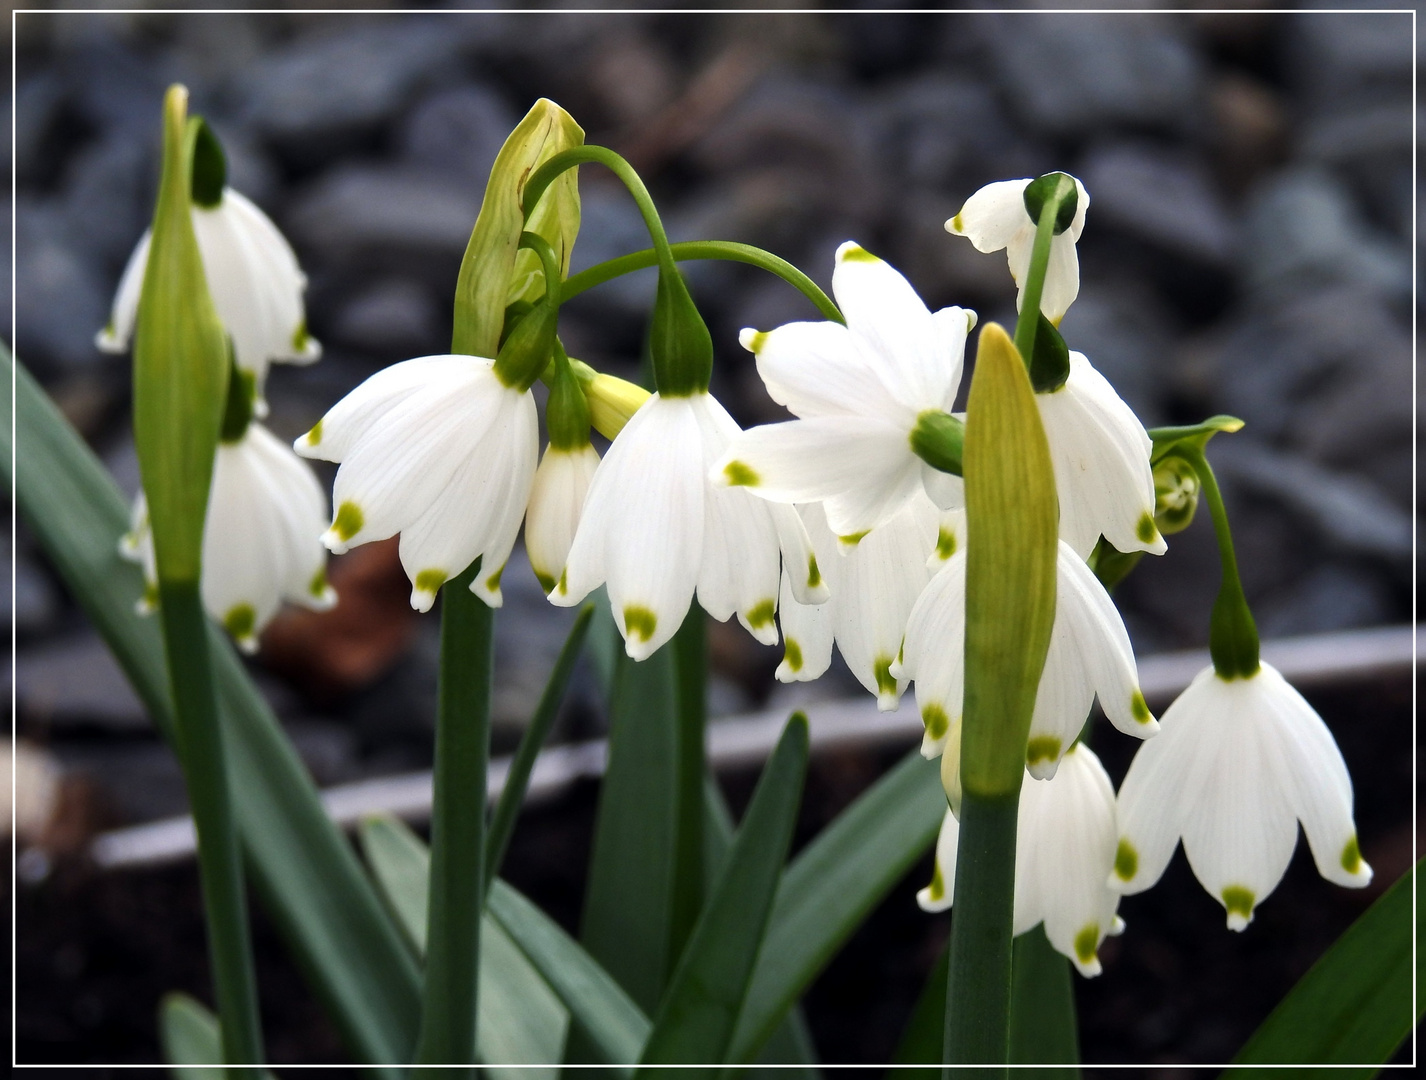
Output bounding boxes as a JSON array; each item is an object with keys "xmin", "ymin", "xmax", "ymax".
[{"xmin": 1011, "ymin": 173, "xmax": 1078, "ymax": 367}]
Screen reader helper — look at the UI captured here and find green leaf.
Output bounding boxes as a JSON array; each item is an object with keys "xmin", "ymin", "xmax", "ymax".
[
  {"xmin": 729, "ymin": 749, "xmax": 945, "ymax": 1063},
  {"xmin": 357, "ymin": 815, "xmax": 571, "ymax": 1077},
  {"xmin": 1224, "ymin": 858, "xmax": 1420, "ymax": 1073},
  {"xmin": 640, "ymin": 714, "xmax": 810, "ymax": 1069},
  {"xmin": 4, "ymin": 346, "xmax": 420, "ymax": 1067},
  {"xmin": 133, "ymin": 85, "xmax": 228, "ymax": 584},
  {"xmin": 488, "ymin": 879, "xmax": 649, "ymax": 1069},
  {"xmin": 1009, "ymin": 927, "xmax": 1079, "ymax": 1071},
  {"xmin": 580, "ymin": 643, "xmax": 681, "ymax": 1013},
  {"xmin": 454, "ymin": 99, "xmax": 583, "ymax": 357},
  {"xmin": 1147, "ymin": 414, "xmax": 1244, "ymax": 464},
  {"xmin": 159, "ymin": 992, "xmax": 223, "ymax": 1079},
  {"xmin": 891, "ymin": 938, "xmax": 948, "ymax": 1075}
]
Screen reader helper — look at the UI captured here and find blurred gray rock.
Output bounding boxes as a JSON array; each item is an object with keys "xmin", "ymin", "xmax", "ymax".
[
  {"xmin": 58, "ymin": 133, "xmax": 153, "ymax": 268},
  {"xmin": 16, "ymin": 633, "xmax": 148, "ymax": 730},
  {"xmin": 983, "ymin": 13, "xmax": 1201, "ymax": 136},
  {"xmin": 1254, "ymin": 563, "xmax": 1395, "ymax": 639},
  {"xmin": 1242, "ymin": 168, "xmax": 1408, "ymax": 302},
  {"xmin": 1079, "ymin": 143, "xmax": 1236, "ymax": 267},
  {"xmin": 566, "ymin": 184, "xmax": 661, "ymax": 316},
  {"xmin": 64, "ymin": 39, "xmax": 179, "ymax": 140},
  {"xmin": 6, "ymin": 536, "xmax": 60, "ymax": 638},
  {"xmin": 1285, "ymin": 8, "xmax": 1412, "ymax": 113},
  {"xmin": 332, "ymin": 278, "xmax": 442, "ymax": 356},
  {"xmin": 14, "ymin": 196, "xmax": 111, "ymax": 373},
  {"xmin": 1055, "ymin": 280, "xmax": 1171, "ymax": 424},
  {"xmin": 15, "ymin": 72, "xmax": 66, "ymax": 188},
  {"xmin": 399, "ymin": 84, "xmax": 516, "ymax": 182}
]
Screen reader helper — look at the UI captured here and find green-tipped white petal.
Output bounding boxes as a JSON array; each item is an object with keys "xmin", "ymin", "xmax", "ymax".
[
  {"xmin": 916, "ymin": 809, "xmax": 960, "ymax": 913},
  {"xmin": 525, "ymin": 443, "xmax": 601, "ymax": 595},
  {"xmin": 740, "ymin": 320, "xmax": 902, "ymax": 420},
  {"xmin": 774, "ymin": 517, "xmax": 835, "ymax": 683}
]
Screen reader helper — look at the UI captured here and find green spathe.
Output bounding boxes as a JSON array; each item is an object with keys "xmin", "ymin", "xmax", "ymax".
[
  {"xmin": 132, "ymin": 85, "xmax": 229, "ymax": 585},
  {"xmin": 453, "ymin": 100, "xmax": 583, "ymax": 358}
]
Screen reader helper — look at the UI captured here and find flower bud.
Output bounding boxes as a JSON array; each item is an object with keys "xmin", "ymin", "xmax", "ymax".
[
  {"xmin": 572, "ymin": 364, "xmax": 651, "ymax": 440},
  {"xmin": 1153, "ymin": 455, "xmax": 1199, "ymax": 535}
]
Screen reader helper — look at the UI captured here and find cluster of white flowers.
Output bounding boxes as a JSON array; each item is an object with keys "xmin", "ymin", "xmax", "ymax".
[{"xmin": 104, "ymin": 157, "xmax": 1371, "ymax": 976}]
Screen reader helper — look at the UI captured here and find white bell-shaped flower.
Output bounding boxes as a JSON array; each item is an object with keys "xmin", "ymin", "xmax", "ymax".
[
  {"xmin": 551, "ymin": 391, "xmax": 828, "ymax": 660},
  {"xmin": 525, "ymin": 443, "xmax": 601, "ymax": 595},
  {"xmin": 712, "ymin": 243, "xmax": 972, "ymax": 539},
  {"xmin": 121, "ymin": 423, "xmax": 336, "ymax": 653},
  {"xmin": 894, "ymin": 540, "xmax": 1158, "ymax": 776},
  {"xmin": 296, "ymin": 354, "xmax": 538, "ymax": 612},
  {"xmin": 918, "ymin": 744, "xmax": 1125, "ymax": 977},
  {"xmin": 775, "ymin": 497, "xmax": 957, "ymax": 710},
  {"xmin": 1111, "ymin": 661, "xmax": 1372, "ymax": 930},
  {"xmin": 98, "ymin": 188, "xmax": 320, "ymax": 415},
  {"xmin": 945, "ymin": 176, "xmax": 1089, "ymax": 323},
  {"xmin": 1040, "ymin": 351, "xmax": 1165, "ymax": 560}
]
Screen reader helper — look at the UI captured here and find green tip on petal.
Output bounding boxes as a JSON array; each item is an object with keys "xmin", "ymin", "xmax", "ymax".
[
  {"xmin": 624, "ymin": 605, "xmax": 657, "ymax": 643},
  {"xmin": 556, "ymin": 568, "xmax": 568, "ymax": 596},
  {"xmin": 304, "ymin": 419, "xmax": 323, "ymax": 446},
  {"xmin": 140, "ymin": 580, "xmax": 160, "ymax": 612},
  {"xmin": 291, "ymin": 321, "xmax": 310, "ymax": 354},
  {"xmin": 874, "ymin": 655, "xmax": 897, "ymax": 697},
  {"xmin": 723, "ymin": 460, "xmax": 760, "ymax": 487},
  {"xmin": 927, "ymin": 862, "xmax": 946, "ymax": 903},
  {"xmin": 838, "ymin": 529, "xmax": 870, "ymax": 548},
  {"xmin": 947, "ymin": 213, "xmax": 964, "ymax": 234},
  {"xmin": 1136, "ymin": 511, "xmax": 1158, "ymax": 544},
  {"xmin": 746, "ymin": 598, "xmax": 776, "ymax": 630},
  {"xmin": 740, "ymin": 329, "xmax": 770, "ymax": 354},
  {"xmin": 307, "ymin": 566, "xmax": 330, "ymax": 600},
  {"xmin": 1113, "ymin": 838, "xmax": 1138, "ymax": 882},
  {"xmin": 1131, "ymin": 688, "xmax": 1152, "ymax": 725},
  {"xmin": 838, "ymin": 244, "xmax": 880, "ymax": 264},
  {"xmin": 415, "ymin": 569, "xmax": 446, "ymax": 596},
  {"xmin": 1340, "ymin": 835, "xmax": 1364, "ymax": 874},
  {"xmin": 922, "ymin": 703, "xmax": 950, "ymax": 741},
  {"xmin": 484, "ymin": 564, "xmax": 504, "ymax": 592},
  {"xmin": 224, "ymin": 603, "xmax": 256, "ymax": 642},
  {"xmin": 1026, "ymin": 735, "xmax": 1061, "ymax": 766},
  {"xmin": 1073, "ymin": 924, "xmax": 1100, "ymax": 965},
  {"xmin": 936, "ymin": 527, "xmax": 957, "ymax": 560},
  {"xmin": 330, "ymin": 501, "xmax": 364, "ymax": 543},
  {"xmin": 535, "ymin": 569, "xmax": 556, "ymax": 593},
  {"xmin": 1222, "ymin": 885, "xmax": 1255, "ymax": 929},
  {"xmin": 806, "ymin": 554, "xmax": 822, "ymax": 590},
  {"xmin": 783, "ymin": 638, "xmax": 803, "ymax": 673}
]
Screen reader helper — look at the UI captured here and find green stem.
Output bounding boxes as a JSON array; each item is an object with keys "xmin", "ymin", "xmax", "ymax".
[
  {"xmin": 414, "ymin": 559, "xmax": 492, "ymax": 1067},
  {"xmin": 519, "ymin": 230, "xmax": 562, "ymax": 306},
  {"xmin": 1012, "ymin": 187, "xmax": 1072, "ymax": 365},
  {"xmin": 669, "ymin": 611, "xmax": 708, "ymax": 966},
  {"xmin": 157, "ymin": 579, "xmax": 264, "ymax": 1067},
  {"xmin": 485, "ymin": 605, "xmax": 594, "ymax": 891},
  {"xmin": 943, "ymin": 790, "xmax": 1019, "ymax": 1076},
  {"xmin": 563, "ymin": 240, "xmax": 843, "ymax": 325},
  {"xmin": 1169, "ymin": 446, "xmax": 1260, "ymax": 679}
]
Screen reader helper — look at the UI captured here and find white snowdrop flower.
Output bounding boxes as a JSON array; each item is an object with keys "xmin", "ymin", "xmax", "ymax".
[
  {"xmin": 946, "ymin": 175, "xmax": 1089, "ymax": 323},
  {"xmin": 713, "ymin": 243, "xmax": 973, "ymax": 539},
  {"xmin": 1039, "ymin": 351, "xmax": 1165, "ymax": 560},
  {"xmin": 296, "ymin": 354, "xmax": 538, "ymax": 613},
  {"xmin": 551, "ymin": 392, "xmax": 828, "ymax": 661},
  {"xmin": 918, "ymin": 744, "xmax": 1126, "ymax": 978},
  {"xmin": 1111, "ymin": 661, "xmax": 1372, "ymax": 931},
  {"xmin": 894, "ymin": 540, "xmax": 1157, "ymax": 778},
  {"xmin": 98, "ymin": 187, "xmax": 320, "ymax": 415},
  {"xmin": 525, "ymin": 443, "xmax": 601, "ymax": 595},
  {"xmin": 774, "ymin": 498, "xmax": 939, "ymax": 709},
  {"xmin": 121, "ymin": 424, "xmax": 336, "ymax": 653}
]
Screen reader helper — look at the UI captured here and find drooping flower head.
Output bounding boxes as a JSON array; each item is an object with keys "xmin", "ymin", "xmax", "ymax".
[
  {"xmin": 714, "ymin": 243, "xmax": 972, "ymax": 539},
  {"xmin": 1111, "ymin": 661, "xmax": 1372, "ymax": 930}
]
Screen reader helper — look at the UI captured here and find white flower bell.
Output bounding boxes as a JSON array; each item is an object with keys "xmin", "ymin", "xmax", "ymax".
[
  {"xmin": 713, "ymin": 243, "xmax": 972, "ymax": 539},
  {"xmin": 919, "ymin": 744, "xmax": 1125, "ymax": 977},
  {"xmin": 296, "ymin": 354, "xmax": 539, "ymax": 612},
  {"xmin": 98, "ymin": 187, "xmax": 320, "ymax": 415},
  {"xmin": 122, "ymin": 423, "xmax": 336, "ymax": 653},
  {"xmin": 946, "ymin": 175, "xmax": 1089, "ymax": 323},
  {"xmin": 525, "ymin": 443, "xmax": 601, "ymax": 595},
  {"xmin": 895, "ymin": 539, "xmax": 1158, "ymax": 776},
  {"xmin": 550, "ymin": 391, "xmax": 828, "ymax": 661},
  {"xmin": 1040, "ymin": 351, "xmax": 1166, "ymax": 559},
  {"xmin": 1111, "ymin": 661, "xmax": 1372, "ymax": 930}
]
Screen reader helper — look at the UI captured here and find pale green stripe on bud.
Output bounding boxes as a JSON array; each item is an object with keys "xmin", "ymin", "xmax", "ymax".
[
  {"xmin": 132, "ymin": 85, "xmax": 229, "ymax": 585},
  {"xmin": 453, "ymin": 99, "xmax": 584, "ymax": 358},
  {"xmin": 959, "ymin": 322, "xmax": 1058, "ymax": 799}
]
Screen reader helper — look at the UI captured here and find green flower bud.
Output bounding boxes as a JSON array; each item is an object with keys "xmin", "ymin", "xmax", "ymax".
[
  {"xmin": 132, "ymin": 85, "xmax": 229, "ymax": 585},
  {"xmin": 649, "ymin": 267, "xmax": 713, "ymax": 396},
  {"xmin": 1153, "ymin": 455, "xmax": 1199, "ymax": 535},
  {"xmin": 569, "ymin": 361, "xmax": 651, "ymax": 440}
]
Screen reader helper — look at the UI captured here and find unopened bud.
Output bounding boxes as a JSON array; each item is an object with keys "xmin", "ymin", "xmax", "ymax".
[{"xmin": 1153, "ymin": 455, "xmax": 1199, "ymax": 535}]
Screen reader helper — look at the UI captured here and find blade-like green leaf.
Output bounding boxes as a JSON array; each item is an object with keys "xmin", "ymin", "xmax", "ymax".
[
  {"xmin": 357, "ymin": 815, "xmax": 570, "ymax": 1078},
  {"xmin": 641, "ymin": 714, "xmax": 810, "ymax": 1069},
  {"xmin": 1009, "ymin": 927, "xmax": 1079, "ymax": 1072},
  {"xmin": 1224, "ymin": 858, "xmax": 1420, "ymax": 1073},
  {"xmin": 729, "ymin": 749, "xmax": 945, "ymax": 1063},
  {"xmin": 158, "ymin": 993, "xmax": 278, "ymax": 1080},
  {"xmin": 488, "ymin": 879, "xmax": 650, "ymax": 1069},
  {"xmin": 891, "ymin": 937, "xmax": 948, "ymax": 1076},
  {"xmin": 5, "ymin": 347, "xmax": 419, "ymax": 1067},
  {"xmin": 581, "ymin": 642, "xmax": 681, "ymax": 1012}
]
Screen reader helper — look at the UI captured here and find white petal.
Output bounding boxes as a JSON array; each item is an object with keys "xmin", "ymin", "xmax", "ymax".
[
  {"xmin": 1038, "ymin": 230, "xmax": 1081, "ymax": 324},
  {"xmin": 916, "ymin": 809, "xmax": 960, "ymax": 913},
  {"xmin": 1255, "ymin": 663, "xmax": 1372, "ymax": 889},
  {"xmin": 927, "ymin": 505, "xmax": 967, "ymax": 571},
  {"xmin": 898, "ymin": 550, "xmax": 967, "ymax": 756},
  {"xmin": 769, "ymin": 502, "xmax": 831, "ymax": 607},
  {"xmin": 775, "ymin": 553, "xmax": 834, "ymax": 683},
  {"xmin": 239, "ymin": 424, "xmax": 336, "ymax": 612},
  {"xmin": 1024, "ymin": 617, "xmax": 1097, "ymax": 780},
  {"xmin": 927, "ymin": 305, "xmax": 973, "ymax": 412},
  {"xmin": 741, "ymin": 320, "xmax": 902, "ymax": 420},
  {"xmin": 833, "ymin": 242, "xmax": 955, "ymax": 411},
  {"xmin": 1038, "ymin": 352, "xmax": 1163, "ymax": 559},
  {"xmin": 524, "ymin": 444, "xmax": 601, "ymax": 594},
  {"xmin": 96, "ymin": 230, "xmax": 151, "ymax": 353},
  {"xmin": 715, "ymin": 415, "xmax": 924, "ymax": 539},
  {"xmin": 1066, "ymin": 176, "xmax": 1091, "ymax": 243},
  {"xmin": 946, "ymin": 179, "xmax": 1032, "ymax": 253}
]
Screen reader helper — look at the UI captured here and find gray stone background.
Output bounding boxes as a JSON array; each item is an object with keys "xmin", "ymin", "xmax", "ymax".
[{"xmin": 8, "ymin": 6, "xmax": 1416, "ymax": 826}]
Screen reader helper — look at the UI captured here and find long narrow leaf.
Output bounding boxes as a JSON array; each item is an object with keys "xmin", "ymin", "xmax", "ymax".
[
  {"xmin": 1009, "ymin": 927, "xmax": 1079, "ymax": 1072},
  {"xmin": 5, "ymin": 347, "xmax": 419, "ymax": 1066},
  {"xmin": 488, "ymin": 879, "xmax": 650, "ymax": 1069},
  {"xmin": 357, "ymin": 815, "xmax": 570, "ymax": 1078},
  {"xmin": 1224, "ymin": 858, "xmax": 1420, "ymax": 1072},
  {"xmin": 729, "ymin": 748, "xmax": 945, "ymax": 1063},
  {"xmin": 640, "ymin": 714, "xmax": 810, "ymax": 1069},
  {"xmin": 158, "ymin": 994, "xmax": 278, "ymax": 1080},
  {"xmin": 891, "ymin": 938, "xmax": 948, "ymax": 1076}
]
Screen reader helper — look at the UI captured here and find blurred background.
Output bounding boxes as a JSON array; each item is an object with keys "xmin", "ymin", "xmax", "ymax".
[{"xmin": 7, "ymin": 2, "xmax": 1416, "ymax": 1067}]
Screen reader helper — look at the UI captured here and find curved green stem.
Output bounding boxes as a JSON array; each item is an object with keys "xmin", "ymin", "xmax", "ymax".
[
  {"xmin": 564, "ymin": 241, "xmax": 843, "ymax": 325},
  {"xmin": 518, "ymin": 230, "xmax": 562, "ymax": 307},
  {"xmin": 1169, "ymin": 445, "xmax": 1260, "ymax": 679},
  {"xmin": 1011, "ymin": 176, "xmax": 1075, "ymax": 366}
]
